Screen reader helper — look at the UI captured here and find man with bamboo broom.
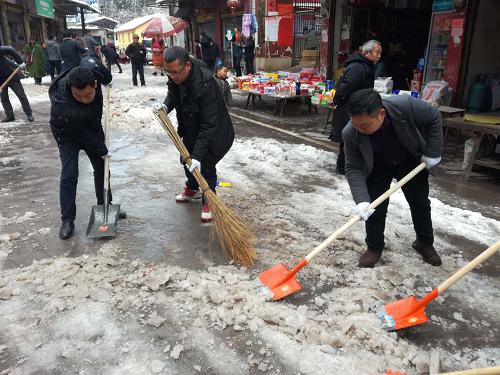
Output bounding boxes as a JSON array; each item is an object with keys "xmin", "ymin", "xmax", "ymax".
[
  {"xmin": 342, "ymin": 89, "xmax": 443, "ymax": 268},
  {"xmin": 154, "ymin": 46, "xmax": 235, "ymax": 222}
]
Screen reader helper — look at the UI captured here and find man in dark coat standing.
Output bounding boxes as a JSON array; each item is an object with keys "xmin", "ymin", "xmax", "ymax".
[
  {"xmin": 0, "ymin": 46, "xmax": 34, "ymax": 122},
  {"xmin": 154, "ymin": 46, "xmax": 235, "ymax": 222},
  {"xmin": 244, "ymin": 35, "xmax": 255, "ymax": 74},
  {"xmin": 343, "ymin": 89, "xmax": 443, "ymax": 268},
  {"xmin": 125, "ymin": 34, "xmax": 147, "ymax": 86},
  {"xmin": 45, "ymin": 35, "xmax": 63, "ymax": 81},
  {"xmin": 330, "ymin": 40, "xmax": 381, "ymax": 174},
  {"xmin": 60, "ymin": 30, "xmax": 87, "ymax": 72},
  {"xmin": 200, "ymin": 32, "xmax": 216, "ymax": 72},
  {"xmin": 49, "ymin": 56, "xmax": 125, "ymax": 239}
]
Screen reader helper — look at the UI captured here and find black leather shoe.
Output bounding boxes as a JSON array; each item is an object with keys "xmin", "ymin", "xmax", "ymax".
[
  {"xmin": 118, "ymin": 210, "xmax": 126, "ymax": 219},
  {"xmin": 2, "ymin": 116, "xmax": 15, "ymax": 123},
  {"xmin": 59, "ymin": 222, "xmax": 74, "ymax": 240},
  {"xmin": 27, "ymin": 115, "xmax": 34, "ymax": 122},
  {"xmin": 358, "ymin": 247, "xmax": 383, "ymax": 268},
  {"xmin": 413, "ymin": 239, "xmax": 442, "ymax": 266}
]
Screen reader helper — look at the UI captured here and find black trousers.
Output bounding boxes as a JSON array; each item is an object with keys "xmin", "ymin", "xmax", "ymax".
[
  {"xmin": 233, "ymin": 55, "xmax": 242, "ymax": 76},
  {"xmin": 245, "ymin": 56, "xmax": 254, "ymax": 74},
  {"xmin": 58, "ymin": 140, "xmax": 111, "ymax": 223},
  {"xmin": 47, "ymin": 60, "xmax": 62, "ymax": 79},
  {"xmin": 131, "ymin": 63, "xmax": 145, "ymax": 85},
  {"xmin": 183, "ymin": 154, "xmax": 218, "ymax": 199},
  {"xmin": 1, "ymin": 80, "xmax": 32, "ymax": 118},
  {"xmin": 365, "ymin": 160, "xmax": 434, "ymax": 251},
  {"xmin": 106, "ymin": 59, "xmax": 122, "ymax": 73}
]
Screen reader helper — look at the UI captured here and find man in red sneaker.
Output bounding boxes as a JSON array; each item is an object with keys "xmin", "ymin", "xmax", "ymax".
[
  {"xmin": 156, "ymin": 46, "xmax": 234, "ymax": 222},
  {"xmin": 343, "ymin": 89, "xmax": 443, "ymax": 268}
]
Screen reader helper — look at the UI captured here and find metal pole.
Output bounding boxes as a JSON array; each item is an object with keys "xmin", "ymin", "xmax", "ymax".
[{"xmin": 80, "ymin": 8, "xmax": 85, "ymax": 34}]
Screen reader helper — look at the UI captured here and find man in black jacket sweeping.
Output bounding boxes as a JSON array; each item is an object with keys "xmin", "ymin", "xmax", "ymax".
[
  {"xmin": 0, "ymin": 46, "xmax": 34, "ymax": 122},
  {"xmin": 330, "ymin": 40, "xmax": 381, "ymax": 174},
  {"xmin": 49, "ymin": 57, "xmax": 125, "ymax": 239},
  {"xmin": 154, "ymin": 46, "xmax": 234, "ymax": 222},
  {"xmin": 343, "ymin": 89, "xmax": 443, "ymax": 268}
]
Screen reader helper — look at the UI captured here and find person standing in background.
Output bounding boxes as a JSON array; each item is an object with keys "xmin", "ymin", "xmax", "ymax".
[
  {"xmin": 125, "ymin": 34, "xmax": 147, "ymax": 86},
  {"xmin": 23, "ymin": 39, "xmax": 47, "ymax": 85},
  {"xmin": 101, "ymin": 43, "xmax": 122, "ymax": 73},
  {"xmin": 200, "ymin": 32, "xmax": 216, "ymax": 72},
  {"xmin": 45, "ymin": 35, "xmax": 62, "ymax": 82},
  {"xmin": 231, "ymin": 27, "xmax": 242, "ymax": 76},
  {"xmin": 243, "ymin": 35, "xmax": 255, "ymax": 74},
  {"xmin": 60, "ymin": 30, "xmax": 87, "ymax": 72},
  {"xmin": 82, "ymin": 32, "xmax": 100, "ymax": 59},
  {"xmin": 151, "ymin": 35, "xmax": 165, "ymax": 76}
]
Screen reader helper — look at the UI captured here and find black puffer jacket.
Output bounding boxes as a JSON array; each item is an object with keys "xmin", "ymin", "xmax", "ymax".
[
  {"xmin": 49, "ymin": 57, "xmax": 112, "ymax": 156},
  {"xmin": 0, "ymin": 46, "xmax": 23, "ymax": 82},
  {"xmin": 125, "ymin": 42, "xmax": 147, "ymax": 65},
  {"xmin": 164, "ymin": 58, "xmax": 235, "ymax": 162},
  {"xmin": 330, "ymin": 52, "xmax": 375, "ymax": 142},
  {"xmin": 60, "ymin": 38, "xmax": 87, "ymax": 72}
]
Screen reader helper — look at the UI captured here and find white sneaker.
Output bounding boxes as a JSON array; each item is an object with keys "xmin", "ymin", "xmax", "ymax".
[
  {"xmin": 201, "ymin": 203, "xmax": 213, "ymax": 222},
  {"xmin": 176, "ymin": 185, "xmax": 202, "ymax": 202}
]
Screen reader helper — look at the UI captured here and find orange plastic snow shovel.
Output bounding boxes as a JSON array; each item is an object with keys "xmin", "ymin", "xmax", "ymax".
[
  {"xmin": 437, "ymin": 367, "xmax": 500, "ymax": 375},
  {"xmin": 257, "ymin": 162, "xmax": 427, "ymax": 301},
  {"xmin": 380, "ymin": 240, "xmax": 500, "ymax": 331}
]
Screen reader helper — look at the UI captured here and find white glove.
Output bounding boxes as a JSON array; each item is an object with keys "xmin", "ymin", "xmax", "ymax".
[
  {"xmin": 421, "ymin": 155, "xmax": 441, "ymax": 169},
  {"xmin": 152, "ymin": 102, "xmax": 167, "ymax": 113},
  {"xmin": 188, "ymin": 159, "xmax": 201, "ymax": 173},
  {"xmin": 18, "ymin": 63, "xmax": 26, "ymax": 69},
  {"xmin": 101, "ymin": 152, "xmax": 111, "ymax": 160},
  {"xmin": 353, "ymin": 202, "xmax": 374, "ymax": 221}
]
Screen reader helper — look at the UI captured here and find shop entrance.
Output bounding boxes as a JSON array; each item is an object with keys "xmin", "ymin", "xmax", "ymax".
[
  {"xmin": 339, "ymin": 2, "xmax": 433, "ymax": 90},
  {"xmin": 222, "ymin": 15, "xmax": 242, "ymax": 68}
]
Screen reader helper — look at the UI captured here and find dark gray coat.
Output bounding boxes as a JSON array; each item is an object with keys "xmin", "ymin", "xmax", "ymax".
[{"xmin": 342, "ymin": 95, "xmax": 443, "ymax": 204}]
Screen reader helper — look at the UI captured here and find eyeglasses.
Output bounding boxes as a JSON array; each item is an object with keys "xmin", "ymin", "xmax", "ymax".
[{"xmin": 165, "ymin": 63, "xmax": 187, "ymax": 78}]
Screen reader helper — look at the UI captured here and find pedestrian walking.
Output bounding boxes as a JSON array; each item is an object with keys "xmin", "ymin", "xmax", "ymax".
[
  {"xmin": 82, "ymin": 32, "xmax": 100, "ymax": 59},
  {"xmin": 155, "ymin": 46, "xmax": 235, "ymax": 222},
  {"xmin": 343, "ymin": 89, "xmax": 443, "ymax": 268},
  {"xmin": 101, "ymin": 43, "xmax": 122, "ymax": 73},
  {"xmin": 0, "ymin": 46, "xmax": 34, "ymax": 122},
  {"xmin": 231, "ymin": 28, "xmax": 242, "ymax": 77},
  {"xmin": 330, "ymin": 39, "xmax": 382, "ymax": 174},
  {"xmin": 243, "ymin": 35, "xmax": 255, "ymax": 75},
  {"xmin": 60, "ymin": 30, "xmax": 87, "ymax": 72},
  {"xmin": 45, "ymin": 35, "xmax": 62, "ymax": 81},
  {"xmin": 200, "ymin": 32, "xmax": 216, "ymax": 72},
  {"xmin": 214, "ymin": 65, "xmax": 232, "ymax": 107},
  {"xmin": 49, "ymin": 56, "xmax": 125, "ymax": 240},
  {"xmin": 151, "ymin": 35, "xmax": 165, "ymax": 76},
  {"xmin": 23, "ymin": 39, "xmax": 47, "ymax": 85},
  {"xmin": 125, "ymin": 34, "xmax": 147, "ymax": 86}
]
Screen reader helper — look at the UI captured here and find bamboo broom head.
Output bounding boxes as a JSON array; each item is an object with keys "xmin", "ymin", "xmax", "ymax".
[{"xmin": 153, "ymin": 107, "xmax": 256, "ymax": 266}]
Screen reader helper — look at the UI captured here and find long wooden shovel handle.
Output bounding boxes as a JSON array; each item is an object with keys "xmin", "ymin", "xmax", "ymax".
[
  {"xmin": 305, "ymin": 162, "xmax": 427, "ymax": 263},
  {"xmin": 437, "ymin": 240, "xmax": 500, "ymax": 294},
  {"xmin": 437, "ymin": 366, "xmax": 500, "ymax": 375},
  {"xmin": 0, "ymin": 67, "xmax": 20, "ymax": 90},
  {"xmin": 103, "ymin": 85, "xmax": 111, "ymax": 216}
]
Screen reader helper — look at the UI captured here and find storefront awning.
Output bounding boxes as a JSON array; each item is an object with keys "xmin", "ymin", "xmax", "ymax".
[
  {"xmin": 86, "ymin": 16, "xmax": 118, "ymax": 30},
  {"xmin": 54, "ymin": 0, "xmax": 100, "ymax": 16}
]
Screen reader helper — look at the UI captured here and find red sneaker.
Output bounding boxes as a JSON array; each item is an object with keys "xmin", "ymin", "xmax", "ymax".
[
  {"xmin": 201, "ymin": 203, "xmax": 213, "ymax": 222},
  {"xmin": 175, "ymin": 186, "xmax": 202, "ymax": 203}
]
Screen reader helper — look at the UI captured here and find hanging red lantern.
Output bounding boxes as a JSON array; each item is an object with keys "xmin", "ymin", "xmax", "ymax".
[{"xmin": 227, "ymin": 0, "xmax": 240, "ymax": 9}]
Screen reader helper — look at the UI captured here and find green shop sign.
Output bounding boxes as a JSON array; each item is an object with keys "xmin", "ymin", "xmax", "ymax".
[{"xmin": 35, "ymin": 0, "xmax": 54, "ymax": 18}]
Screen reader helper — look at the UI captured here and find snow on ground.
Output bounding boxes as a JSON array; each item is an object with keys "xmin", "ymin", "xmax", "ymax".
[{"xmin": 0, "ymin": 65, "xmax": 499, "ymax": 374}]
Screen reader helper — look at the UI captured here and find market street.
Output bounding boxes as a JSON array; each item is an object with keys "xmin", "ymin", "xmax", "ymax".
[{"xmin": 0, "ymin": 65, "xmax": 499, "ymax": 374}]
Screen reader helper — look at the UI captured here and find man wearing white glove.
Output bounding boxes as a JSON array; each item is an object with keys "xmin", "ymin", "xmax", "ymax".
[
  {"xmin": 342, "ymin": 89, "xmax": 443, "ymax": 268},
  {"xmin": 160, "ymin": 46, "xmax": 234, "ymax": 222}
]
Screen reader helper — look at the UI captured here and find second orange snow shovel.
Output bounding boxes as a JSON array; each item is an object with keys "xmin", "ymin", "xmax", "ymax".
[
  {"xmin": 380, "ymin": 239, "xmax": 500, "ymax": 331},
  {"xmin": 257, "ymin": 161, "xmax": 427, "ymax": 301}
]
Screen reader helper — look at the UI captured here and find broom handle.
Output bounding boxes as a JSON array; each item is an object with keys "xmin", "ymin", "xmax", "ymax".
[
  {"xmin": 437, "ymin": 240, "xmax": 500, "ymax": 294},
  {"xmin": 305, "ymin": 162, "xmax": 427, "ymax": 263},
  {"xmin": 437, "ymin": 367, "xmax": 500, "ymax": 375},
  {"xmin": 1, "ymin": 67, "xmax": 20, "ymax": 90}
]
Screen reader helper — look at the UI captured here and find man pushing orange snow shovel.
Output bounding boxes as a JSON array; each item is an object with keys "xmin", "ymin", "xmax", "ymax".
[{"xmin": 257, "ymin": 89, "xmax": 444, "ymax": 300}]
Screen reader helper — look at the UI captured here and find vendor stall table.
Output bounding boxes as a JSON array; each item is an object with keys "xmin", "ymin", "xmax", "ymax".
[
  {"xmin": 443, "ymin": 117, "xmax": 500, "ymax": 179},
  {"xmin": 311, "ymin": 103, "xmax": 335, "ymax": 134}
]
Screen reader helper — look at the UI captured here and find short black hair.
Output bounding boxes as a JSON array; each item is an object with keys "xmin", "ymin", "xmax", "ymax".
[
  {"xmin": 63, "ymin": 30, "xmax": 72, "ymax": 38},
  {"xmin": 164, "ymin": 46, "xmax": 189, "ymax": 65},
  {"xmin": 215, "ymin": 65, "xmax": 226, "ymax": 73},
  {"xmin": 68, "ymin": 67, "xmax": 96, "ymax": 89},
  {"xmin": 348, "ymin": 89, "xmax": 383, "ymax": 117}
]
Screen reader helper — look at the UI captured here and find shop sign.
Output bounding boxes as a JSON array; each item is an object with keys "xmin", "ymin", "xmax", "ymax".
[{"xmin": 35, "ymin": 0, "xmax": 54, "ymax": 18}]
